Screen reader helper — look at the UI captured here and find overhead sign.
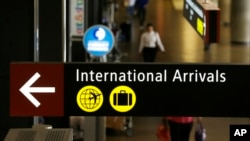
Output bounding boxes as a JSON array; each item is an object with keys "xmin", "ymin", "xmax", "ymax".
[
  {"xmin": 82, "ymin": 25, "xmax": 115, "ymax": 57},
  {"xmin": 183, "ymin": 0, "xmax": 220, "ymax": 43},
  {"xmin": 10, "ymin": 62, "xmax": 250, "ymax": 117}
]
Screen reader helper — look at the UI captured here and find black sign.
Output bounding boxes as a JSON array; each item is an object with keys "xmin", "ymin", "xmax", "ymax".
[
  {"xmin": 64, "ymin": 63, "xmax": 250, "ymax": 117},
  {"xmin": 183, "ymin": 0, "xmax": 220, "ymax": 43},
  {"xmin": 10, "ymin": 63, "xmax": 250, "ymax": 117}
]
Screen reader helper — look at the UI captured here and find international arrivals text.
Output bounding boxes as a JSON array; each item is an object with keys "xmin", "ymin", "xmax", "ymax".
[{"xmin": 75, "ymin": 69, "xmax": 226, "ymax": 83}]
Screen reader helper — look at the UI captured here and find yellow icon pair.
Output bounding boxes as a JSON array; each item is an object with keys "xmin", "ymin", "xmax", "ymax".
[{"xmin": 76, "ymin": 85, "xmax": 136, "ymax": 113}]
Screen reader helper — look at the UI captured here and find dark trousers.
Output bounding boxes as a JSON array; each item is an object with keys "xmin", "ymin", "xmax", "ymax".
[
  {"xmin": 138, "ymin": 7, "xmax": 146, "ymax": 26},
  {"xmin": 168, "ymin": 121, "xmax": 193, "ymax": 141},
  {"xmin": 142, "ymin": 47, "xmax": 157, "ymax": 62},
  {"xmin": 127, "ymin": 6, "xmax": 134, "ymax": 17}
]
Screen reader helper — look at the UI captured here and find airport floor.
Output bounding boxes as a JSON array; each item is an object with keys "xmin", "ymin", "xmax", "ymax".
[{"xmin": 106, "ymin": 0, "xmax": 250, "ymax": 141}]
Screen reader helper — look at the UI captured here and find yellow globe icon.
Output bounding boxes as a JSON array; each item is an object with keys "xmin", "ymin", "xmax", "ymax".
[{"xmin": 76, "ymin": 85, "xmax": 104, "ymax": 112}]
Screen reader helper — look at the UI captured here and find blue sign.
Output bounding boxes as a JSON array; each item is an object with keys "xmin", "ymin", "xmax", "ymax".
[{"xmin": 83, "ymin": 25, "xmax": 115, "ymax": 57}]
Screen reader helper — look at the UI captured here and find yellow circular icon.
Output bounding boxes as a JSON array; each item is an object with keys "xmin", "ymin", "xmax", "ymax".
[
  {"xmin": 109, "ymin": 85, "xmax": 136, "ymax": 112},
  {"xmin": 76, "ymin": 85, "xmax": 104, "ymax": 112}
]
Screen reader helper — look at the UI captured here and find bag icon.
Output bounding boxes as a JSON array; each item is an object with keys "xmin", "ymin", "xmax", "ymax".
[{"xmin": 113, "ymin": 90, "xmax": 132, "ymax": 106}]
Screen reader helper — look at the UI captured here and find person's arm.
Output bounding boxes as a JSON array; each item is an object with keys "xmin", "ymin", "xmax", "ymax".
[
  {"xmin": 138, "ymin": 33, "xmax": 145, "ymax": 53},
  {"xmin": 156, "ymin": 32, "xmax": 165, "ymax": 52}
]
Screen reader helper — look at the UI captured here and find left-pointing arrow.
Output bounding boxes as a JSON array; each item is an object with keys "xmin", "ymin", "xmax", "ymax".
[{"xmin": 19, "ymin": 72, "xmax": 55, "ymax": 108}]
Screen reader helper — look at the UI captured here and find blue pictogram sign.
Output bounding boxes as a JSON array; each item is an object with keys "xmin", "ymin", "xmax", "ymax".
[{"xmin": 83, "ymin": 25, "xmax": 115, "ymax": 57}]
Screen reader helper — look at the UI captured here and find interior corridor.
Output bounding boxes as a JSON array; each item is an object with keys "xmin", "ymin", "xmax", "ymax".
[{"xmin": 106, "ymin": 0, "xmax": 250, "ymax": 141}]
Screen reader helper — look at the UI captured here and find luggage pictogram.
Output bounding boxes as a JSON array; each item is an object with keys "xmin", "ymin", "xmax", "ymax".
[
  {"xmin": 113, "ymin": 90, "xmax": 132, "ymax": 106},
  {"xmin": 109, "ymin": 85, "xmax": 136, "ymax": 113}
]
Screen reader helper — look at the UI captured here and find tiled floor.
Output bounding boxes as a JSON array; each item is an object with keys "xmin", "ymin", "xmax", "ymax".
[{"xmin": 106, "ymin": 0, "xmax": 250, "ymax": 141}]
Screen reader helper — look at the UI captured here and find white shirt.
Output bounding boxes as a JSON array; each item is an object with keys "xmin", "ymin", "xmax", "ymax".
[
  {"xmin": 128, "ymin": 0, "xmax": 136, "ymax": 6},
  {"xmin": 139, "ymin": 31, "xmax": 165, "ymax": 53}
]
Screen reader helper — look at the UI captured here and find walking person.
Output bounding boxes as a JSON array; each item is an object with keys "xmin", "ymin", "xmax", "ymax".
[
  {"xmin": 138, "ymin": 23, "xmax": 165, "ymax": 62},
  {"xmin": 166, "ymin": 117, "xmax": 202, "ymax": 141},
  {"xmin": 135, "ymin": 0, "xmax": 149, "ymax": 29},
  {"xmin": 126, "ymin": 0, "xmax": 137, "ymax": 18}
]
